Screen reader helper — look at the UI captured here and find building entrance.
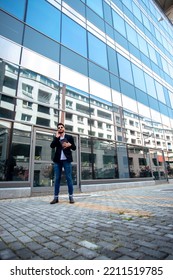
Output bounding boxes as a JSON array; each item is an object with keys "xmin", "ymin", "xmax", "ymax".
[{"xmin": 31, "ymin": 127, "xmax": 80, "ymax": 195}]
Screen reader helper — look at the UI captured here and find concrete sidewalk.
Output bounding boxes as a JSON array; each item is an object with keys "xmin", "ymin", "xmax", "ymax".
[{"xmin": 0, "ymin": 182, "xmax": 173, "ymax": 260}]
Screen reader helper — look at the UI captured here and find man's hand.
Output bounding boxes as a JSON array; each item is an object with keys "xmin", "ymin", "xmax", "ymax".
[
  {"xmin": 62, "ymin": 142, "xmax": 71, "ymax": 149},
  {"xmin": 56, "ymin": 131, "xmax": 64, "ymax": 137}
]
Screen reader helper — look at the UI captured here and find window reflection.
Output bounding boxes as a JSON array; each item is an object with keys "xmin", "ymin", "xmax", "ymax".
[
  {"xmin": 0, "ymin": 59, "xmax": 18, "ymax": 96},
  {"xmin": 16, "ymin": 67, "xmax": 60, "ymax": 128},
  {"xmin": 0, "ymin": 59, "xmax": 173, "ymax": 159},
  {"xmin": 112, "ymin": 10, "xmax": 126, "ymax": 37},
  {"xmin": 93, "ymin": 139, "xmax": 117, "ymax": 179},
  {"xmin": 86, "ymin": 0, "xmax": 103, "ymax": 17},
  {"xmin": 0, "ymin": 58, "xmax": 173, "ymax": 183},
  {"xmin": 88, "ymin": 33, "xmax": 108, "ymax": 69},
  {"xmin": 127, "ymin": 146, "xmax": 152, "ymax": 178},
  {"xmin": 0, "ymin": 121, "xmax": 31, "ymax": 182},
  {"xmin": 26, "ymin": 0, "xmax": 61, "ymax": 41},
  {"xmin": 117, "ymin": 53, "xmax": 133, "ymax": 84},
  {"xmin": 62, "ymin": 14, "xmax": 87, "ymax": 57},
  {"xmin": 0, "ymin": 0, "xmax": 26, "ymax": 20}
]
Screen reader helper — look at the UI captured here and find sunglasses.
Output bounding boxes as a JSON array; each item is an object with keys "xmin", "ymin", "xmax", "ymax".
[{"xmin": 57, "ymin": 126, "xmax": 64, "ymax": 129}]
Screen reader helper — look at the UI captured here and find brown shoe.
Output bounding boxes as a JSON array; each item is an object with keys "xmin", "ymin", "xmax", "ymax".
[{"xmin": 50, "ymin": 198, "xmax": 59, "ymax": 204}]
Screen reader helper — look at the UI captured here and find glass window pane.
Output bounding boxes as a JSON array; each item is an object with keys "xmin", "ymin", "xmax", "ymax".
[
  {"xmin": 122, "ymin": 0, "xmax": 132, "ymax": 10},
  {"xmin": 62, "ymin": 14, "xmax": 87, "ymax": 57},
  {"xmin": 155, "ymin": 81, "xmax": 166, "ymax": 104},
  {"xmin": 148, "ymin": 96, "xmax": 159, "ymax": 111},
  {"xmin": 89, "ymin": 62, "xmax": 110, "ymax": 87},
  {"xmin": 144, "ymin": 73, "xmax": 157, "ymax": 99},
  {"xmin": 123, "ymin": 6, "xmax": 134, "ymax": 23},
  {"xmin": 0, "ymin": 0, "xmax": 26, "ymax": 20},
  {"xmin": 26, "ymin": 0, "xmax": 60, "ymax": 41},
  {"xmin": 110, "ymin": 74, "xmax": 120, "ymax": 92},
  {"xmin": 89, "ymin": 79, "xmax": 112, "ymax": 102},
  {"xmin": 81, "ymin": 137, "xmax": 92, "ymax": 180},
  {"xmin": 0, "ymin": 121, "xmax": 31, "ymax": 182},
  {"xmin": 105, "ymin": 23, "xmax": 114, "ymax": 40},
  {"xmin": 137, "ymin": 34, "xmax": 149, "ymax": 57},
  {"xmin": 132, "ymin": 64, "xmax": 146, "ymax": 92},
  {"xmin": 160, "ymin": 56, "xmax": 169, "ymax": 75},
  {"xmin": 17, "ymin": 67, "xmax": 60, "ymax": 116},
  {"xmin": 23, "ymin": 26, "xmax": 60, "ymax": 62},
  {"xmin": 148, "ymin": 44, "xmax": 157, "ymax": 64},
  {"xmin": 114, "ymin": 30, "xmax": 129, "ymax": 50},
  {"xmin": 86, "ymin": 0, "xmax": 103, "ymax": 17},
  {"xmin": 142, "ymin": 13, "xmax": 151, "ymax": 31},
  {"xmin": 61, "ymin": 66, "xmax": 89, "ymax": 93},
  {"xmin": 63, "ymin": 0, "xmax": 85, "ymax": 17},
  {"xmin": 103, "ymin": 2, "xmax": 113, "ymax": 25},
  {"xmin": 136, "ymin": 88, "xmax": 149, "ymax": 106},
  {"xmin": 93, "ymin": 139, "xmax": 116, "ymax": 179},
  {"xmin": 0, "ymin": 37, "xmax": 21, "ymax": 64},
  {"xmin": 132, "ymin": 2, "xmax": 142, "ymax": 22},
  {"xmin": 88, "ymin": 33, "xmax": 108, "ymax": 69},
  {"xmin": 117, "ymin": 54, "xmax": 133, "ymax": 84},
  {"xmin": 86, "ymin": 7, "xmax": 105, "ymax": 33},
  {"xmin": 107, "ymin": 47, "xmax": 118, "ymax": 75},
  {"xmin": 0, "ymin": 60, "xmax": 19, "ymax": 97},
  {"xmin": 12, "ymin": 123, "xmax": 31, "ymax": 181},
  {"xmin": 159, "ymin": 102, "xmax": 169, "ymax": 116},
  {"xmin": 126, "ymin": 23, "xmax": 138, "ymax": 48},
  {"xmin": 120, "ymin": 80, "xmax": 136, "ymax": 100},
  {"xmin": 128, "ymin": 146, "xmax": 152, "ymax": 178},
  {"xmin": 168, "ymin": 91, "xmax": 173, "ymax": 108},
  {"xmin": 0, "ymin": 11, "xmax": 24, "ymax": 44},
  {"xmin": 164, "ymin": 88, "xmax": 171, "ymax": 107},
  {"xmin": 117, "ymin": 143, "xmax": 129, "ymax": 178},
  {"xmin": 112, "ymin": 11, "xmax": 126, "ymax": 37},
  {"xmin": 128, "ymin": 43, "xmax": 141, "ymax": 60},
  {"xmin": 61, "ymin": 46, "xmax": 88, "ymax": 76}
]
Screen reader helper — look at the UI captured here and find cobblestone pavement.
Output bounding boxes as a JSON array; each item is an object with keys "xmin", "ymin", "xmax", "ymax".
[{"xmin": 0, "ymin": 182, "xmax": 173, "ymax": 260}]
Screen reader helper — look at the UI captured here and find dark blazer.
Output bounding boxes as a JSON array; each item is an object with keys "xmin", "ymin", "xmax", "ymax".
[{"xmin": 50, "ymin": 134, "xmax": 76, "ymax": 163}]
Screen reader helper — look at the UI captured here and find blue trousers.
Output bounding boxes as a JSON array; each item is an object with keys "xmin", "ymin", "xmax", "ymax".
[{"xmin": 54, "ymin": 161, "xmax": 73, "ymax": 197}]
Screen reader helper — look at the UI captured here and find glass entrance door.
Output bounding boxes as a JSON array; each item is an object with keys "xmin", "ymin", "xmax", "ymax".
[{"xmin": 31, "ymin": 127, "xmax": 80, "ymax": 194}]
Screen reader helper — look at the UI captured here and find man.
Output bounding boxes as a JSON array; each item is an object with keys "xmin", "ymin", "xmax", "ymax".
[{"xmin": 50, "ymin": 123, "xmax": 76, "ymax": 204}]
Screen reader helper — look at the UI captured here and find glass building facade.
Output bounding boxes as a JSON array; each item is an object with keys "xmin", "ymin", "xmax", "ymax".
[{"xmin": 0, "ymin": 0, "xmax": 173, "ymax": 197}]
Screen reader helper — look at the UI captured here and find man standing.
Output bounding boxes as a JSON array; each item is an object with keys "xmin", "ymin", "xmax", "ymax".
[{"xmin": 50, "ymin": 123, "xmax": 76, "ymax": 204}]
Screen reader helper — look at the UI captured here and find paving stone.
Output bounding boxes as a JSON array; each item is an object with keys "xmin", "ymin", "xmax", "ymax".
[
  {"xmin": 15, "ymin": 248, "xmax": 37, "ymax": 259},
  {"xmin": 78, "ymin": 240, "xmax": 99, "ymax": 250},
  {"xmin": 0, "ymin": 241, "xmax": 8, "ymax": 250},
  {"xmin": 8, "ymin": 241, "xmax": 25, "ymax": 251},
  {"xmin": 25, "ymin": 241, "xmax": 43, "ymax": 251},
  {"xmin": 94, "ymin": 255, "xmax": 111, "ymax": 260},
  {"xmin": 48, "ymin": 236, "xmax": 65, "ymax": 243},
  {"xmin": 33, "ymin": 236, "xmax": 49, "ymax": 244},
  {"xmin": 98, "ymin": 248, "xmax": 122, "ymax": 259},
  {"xmin": 96, "ymin": 241, "xmax": 118, "ymax": 251},
  {"xmin": 35, "ymin": 247, "xmax": 56, "ymax": 259},
  {"xmin": 0, "ymin": 249, "xmax": 16, "ymax": 259},
  {"xmin": 0, "ymin": 182, "xmax": 173, "ymax": 260},
  {"xmin": 165, "ymin": 234, "xmax": 173, "ymax": 238},
  {"xmin": 138, "ymin": 247, "xmax": 168, "ymax": 259},
  {"xmin": 76, "ymin": 247, "xmax": 99, "ymax": 259},
  {"xmin": 43, "ymin": 241, "xmax": 62, "ymax": 252},
  {"xmin": 116, "ymin": 255, "xmax": 134, "ymax": 260},
  {"xmin": 17, "ymin": 235, "xmax": 33, "ymax": 243}
]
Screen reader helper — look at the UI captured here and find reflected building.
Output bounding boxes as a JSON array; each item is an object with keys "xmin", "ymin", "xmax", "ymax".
[{"xmin": 0, "ymin": 0, "xmax": 173, "ymax": 198}]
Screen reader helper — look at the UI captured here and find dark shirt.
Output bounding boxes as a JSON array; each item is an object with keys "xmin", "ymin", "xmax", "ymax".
[{"xmin": 50, "ymin": 134, "xmax": 76, "ymax": 163}]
